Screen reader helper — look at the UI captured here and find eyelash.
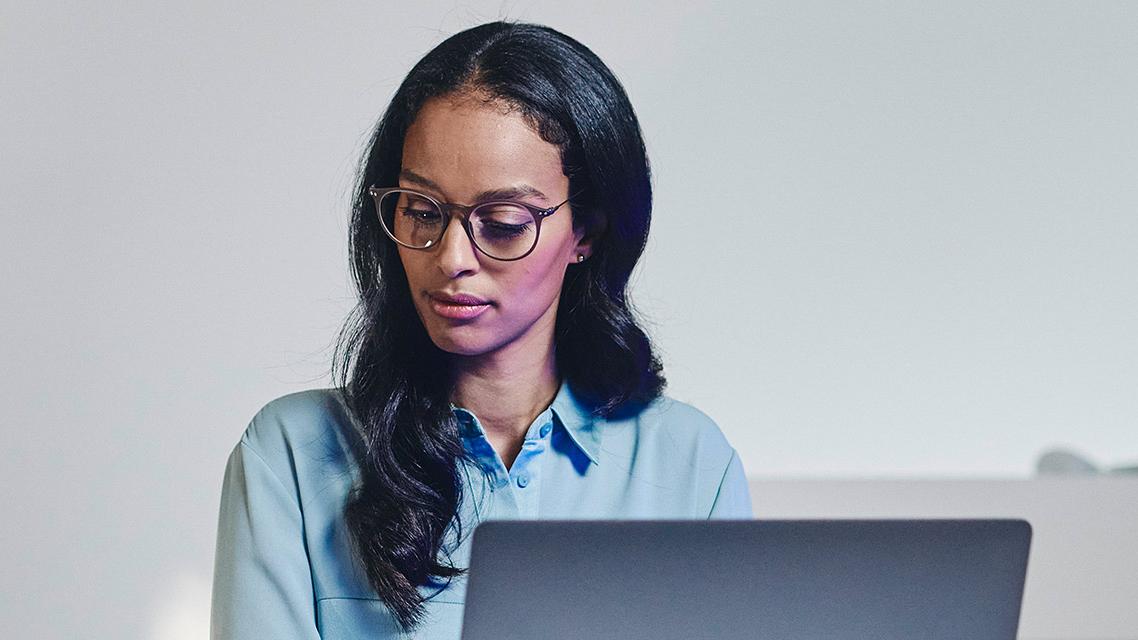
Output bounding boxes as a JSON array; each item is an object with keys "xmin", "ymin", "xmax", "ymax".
[{"xmin": 480, "ymin": 221, "xmax": 531, "ymax": 239}]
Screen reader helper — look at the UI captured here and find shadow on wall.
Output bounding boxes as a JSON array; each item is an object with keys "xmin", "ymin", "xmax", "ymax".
[
  {"xmin": 150, "ymin": 571, "xmax": 211, "ymax": 640},
  {"xmin": 1036, "ymin": 448, "xmax": 1138, "ymax": 476}
]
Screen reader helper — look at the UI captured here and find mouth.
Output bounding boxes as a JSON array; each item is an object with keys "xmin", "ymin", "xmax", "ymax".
[{"xmin": 427, "ymin": 291, "xmax": 493, "ymax": 320}]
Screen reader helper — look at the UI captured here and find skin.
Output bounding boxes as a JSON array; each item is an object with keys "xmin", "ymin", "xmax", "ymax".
[{"xmin": 398, "ymin": 92, "xmax": 593, "ymax": 470}]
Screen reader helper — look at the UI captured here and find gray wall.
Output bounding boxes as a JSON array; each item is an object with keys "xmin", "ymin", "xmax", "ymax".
[{"xmin": 2, "ymin": 1, "xmax": 1135, "ymax": 638}]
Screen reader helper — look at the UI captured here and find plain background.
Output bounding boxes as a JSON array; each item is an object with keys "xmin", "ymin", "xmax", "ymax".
[{"xmin": 2, "ymin": 1, "xmax": 1135, "ymax": 638}]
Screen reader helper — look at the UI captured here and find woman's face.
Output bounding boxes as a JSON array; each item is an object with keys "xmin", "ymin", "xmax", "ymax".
[{"xmin": 396, "ymin": 94, "xmax": 591, "ymax": 359}]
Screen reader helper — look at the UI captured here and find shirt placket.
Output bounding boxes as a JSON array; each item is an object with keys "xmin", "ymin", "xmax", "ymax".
[
  {"xmin": 507, "ymin": 412, "xmax": 553, "ymax": 519},
  {"xmin": 456, "ymin": 407, "xmax": 554, "ymax": 520}
]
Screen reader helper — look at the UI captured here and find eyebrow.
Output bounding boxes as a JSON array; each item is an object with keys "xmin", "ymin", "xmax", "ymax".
[{"xmin": 399, "ymin": 169, "xmax": 550, "ymax": 204}]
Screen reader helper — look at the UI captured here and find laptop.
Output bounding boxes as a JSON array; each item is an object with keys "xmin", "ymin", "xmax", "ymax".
[{"xmin": 460, "ymin": 519, "xmax": 1031, "ymax": 640}]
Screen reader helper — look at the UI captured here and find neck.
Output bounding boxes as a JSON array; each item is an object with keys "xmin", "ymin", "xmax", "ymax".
[{"xmin": 450, "ymin": 335, "xmax": 560, "ymax": 468}]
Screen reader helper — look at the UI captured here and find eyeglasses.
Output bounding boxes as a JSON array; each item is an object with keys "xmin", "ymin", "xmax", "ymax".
[{"xmin": 368, "ymin": 186, "xmax": 573, "ymax": 261}]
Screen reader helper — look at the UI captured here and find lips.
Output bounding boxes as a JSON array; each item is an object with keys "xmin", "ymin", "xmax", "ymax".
[
  {"xmin": 427, "ymin": 291, "xmax": 492, "ymax": 320},
  {"xmin": 430, "ymin": 291, "xmax": 490, "ymax": 305}
]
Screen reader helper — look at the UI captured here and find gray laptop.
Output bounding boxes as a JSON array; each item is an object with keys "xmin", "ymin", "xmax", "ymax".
[{"xmin": 460, "ymin": 519, "xmax": 1031, "ymax": 640}]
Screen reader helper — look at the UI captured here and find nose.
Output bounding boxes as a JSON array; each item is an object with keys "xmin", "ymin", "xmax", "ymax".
[{"xmin": 435, "ymin": 212, "xmax": 480, "ymax": 278}]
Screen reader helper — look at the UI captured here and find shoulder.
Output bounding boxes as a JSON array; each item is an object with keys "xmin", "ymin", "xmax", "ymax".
[
  {"xmin": 241, "ymin": 388, "xmax": 351, "ymax": 450},
  {"xmin": 602, "ymin": 393, "xmax": 737, "ymax": 473},
  {"xmin": 235, "ymin": 387, "xmax": 361, "ymax": 486}
]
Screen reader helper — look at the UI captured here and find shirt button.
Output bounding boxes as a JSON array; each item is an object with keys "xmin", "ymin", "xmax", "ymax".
[
  {"xmin": 539, "ymin": 423, "xmax": 552, "ymax": 438},
  {"xmin": 516, "ymin": 474, "xmax": 529, "ymax": 488}
]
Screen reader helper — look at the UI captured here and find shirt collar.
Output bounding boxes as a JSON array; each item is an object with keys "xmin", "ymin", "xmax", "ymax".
[
  {"xmin": 550, "ymin": 379, "xmax": 602, "ymax": 465},
  {"xmin": 450, "ymin": 379, "xmax": 602, "ymax": 466}
]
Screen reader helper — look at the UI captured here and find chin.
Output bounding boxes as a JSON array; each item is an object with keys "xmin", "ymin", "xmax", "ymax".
[{"xmin": 423, "ymin": 325, "xmax": 501, "ymax": 357}]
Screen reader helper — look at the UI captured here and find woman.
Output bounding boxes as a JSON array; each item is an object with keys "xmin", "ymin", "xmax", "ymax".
[{"xmin": 210, "ymin": 21, "xmax": 752, "ymax": 640}]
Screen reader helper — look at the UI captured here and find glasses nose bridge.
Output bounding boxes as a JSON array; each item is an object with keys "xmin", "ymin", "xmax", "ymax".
[
  {"xmin": 438, "ymin": 201, "xmax": 477, "ymax": 222},
  {"xmin": 434, "ymin": 201, "xmax": 477, "ymax": 248}
]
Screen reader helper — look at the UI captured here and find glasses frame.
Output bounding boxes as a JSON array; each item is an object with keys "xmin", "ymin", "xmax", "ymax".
[{"xmin": 367, "ymin": 186, "xmax": 574, "ymax": 262}]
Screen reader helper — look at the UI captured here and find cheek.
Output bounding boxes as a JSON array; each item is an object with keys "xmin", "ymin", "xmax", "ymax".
[{"xmin": 500, "ymin": 255, "xmax": 568, "ymax": 313}]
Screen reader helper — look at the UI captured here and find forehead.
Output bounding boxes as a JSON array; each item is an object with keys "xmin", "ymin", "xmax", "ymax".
[{"xmin": 401, "ymin": 95, "xmax": 567, "ymax": 201}]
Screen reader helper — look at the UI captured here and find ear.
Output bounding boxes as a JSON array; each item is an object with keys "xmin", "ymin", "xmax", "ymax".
[
  {"xmin": 571, "ymin": 234, "xmax": 594, "ymax": 263},
  {"xmin": 569, "ymin": 216, "xmax": 605, "ymax": 264}
]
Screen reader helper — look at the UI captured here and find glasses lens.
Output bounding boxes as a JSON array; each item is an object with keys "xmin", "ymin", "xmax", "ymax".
[
  {"xmin": 377, "ymin": 190, "xmax": 444, "ymax": 248},
  {"xmin": 470, "ymin": 203, "xmax": 538, "ymax": 259}
]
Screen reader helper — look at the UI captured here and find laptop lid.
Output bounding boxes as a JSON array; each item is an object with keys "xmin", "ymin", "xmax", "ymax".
[{"xmin": 460, "ymin": 519, "xmax": 1031, "ymax": 640}]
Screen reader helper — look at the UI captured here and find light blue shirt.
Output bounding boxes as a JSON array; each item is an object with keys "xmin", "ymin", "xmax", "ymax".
[{"xmin": 210, "ymin": 380, "xmax": 753, "ymax": 639}]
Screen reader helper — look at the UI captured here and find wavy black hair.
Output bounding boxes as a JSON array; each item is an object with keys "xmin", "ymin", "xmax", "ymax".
[{"xmin": 331, "ymin": 21, "xmax": 665, "ymax": 631}]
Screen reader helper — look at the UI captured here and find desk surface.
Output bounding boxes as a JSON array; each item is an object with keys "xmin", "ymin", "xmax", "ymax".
[{"xmin": 747, "ymin": 477, "xmax": 1138, "ymax": 640}]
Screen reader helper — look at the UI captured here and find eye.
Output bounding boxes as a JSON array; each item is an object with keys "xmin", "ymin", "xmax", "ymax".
[
  {"xmin": 479, "ymin": 220, "xmax": 531, "ymax": 240},
  {"xmin": 400, "ymin": 206, "xmax": 441, "ymax": 224},
  {"xmin": 476, "ymin": 203, "xmax": 534, "ymax": 226}
]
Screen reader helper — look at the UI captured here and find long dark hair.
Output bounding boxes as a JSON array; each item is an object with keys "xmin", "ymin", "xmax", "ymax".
[{"xmin": 331, "ymin": 21, "xmax": 665, "ymax": 630}]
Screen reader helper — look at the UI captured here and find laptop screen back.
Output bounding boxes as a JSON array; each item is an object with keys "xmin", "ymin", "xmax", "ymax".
[{"xmin": 460, "ymin": 519, "xmax": 1031, "ymax": 640}]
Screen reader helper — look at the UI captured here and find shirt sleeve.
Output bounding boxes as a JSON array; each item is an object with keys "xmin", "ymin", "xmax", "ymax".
[
  {"xmin": 210, "ymin": 441, "xmax": 321, "ymax": 640},
  {"xmin": 708, "ymin": 449, "xmax": 754, "ymax": 519}
]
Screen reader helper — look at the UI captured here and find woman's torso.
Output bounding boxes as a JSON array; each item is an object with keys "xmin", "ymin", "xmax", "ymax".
[{"xmin": 219, "ymin": 380, "xmax": 750, "ymax": 639}]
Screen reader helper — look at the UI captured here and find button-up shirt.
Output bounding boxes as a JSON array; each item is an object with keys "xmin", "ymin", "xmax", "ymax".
[{"xmin": 211, "ymin": 380, "xmax": 753, "ymax": 639}]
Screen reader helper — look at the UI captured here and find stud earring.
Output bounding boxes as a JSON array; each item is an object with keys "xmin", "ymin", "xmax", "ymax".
[{"xmin": 576, "ymin": 254, "xmax": 585, "ymax": 263}]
